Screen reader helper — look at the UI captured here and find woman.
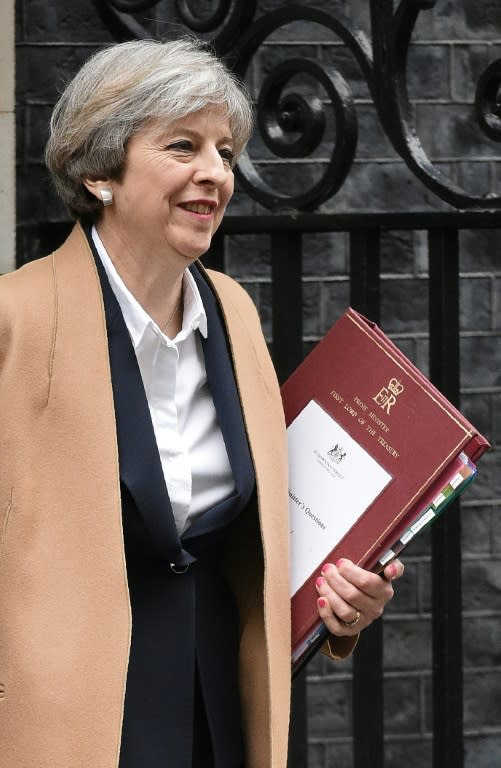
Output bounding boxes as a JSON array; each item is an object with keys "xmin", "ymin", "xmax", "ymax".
[{"xmin": 0, "ymin": 38, "xmax": 402, "ymax": 768}]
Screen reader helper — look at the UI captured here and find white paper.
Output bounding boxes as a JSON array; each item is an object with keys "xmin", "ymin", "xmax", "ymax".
[{"xmin": 288, "ymin": 399, "xmax": 392, "ymax": 597}]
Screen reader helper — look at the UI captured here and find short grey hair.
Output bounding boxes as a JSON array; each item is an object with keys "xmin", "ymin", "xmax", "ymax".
[{"xmin": 45, "ymin": 37, "xmax": 254, "ymax": 219}]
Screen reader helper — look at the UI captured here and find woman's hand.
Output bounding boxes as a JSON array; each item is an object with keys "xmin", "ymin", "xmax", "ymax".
[{"xmin": 315, "ymin": 558, "xmax": 404, "ymax": 637}]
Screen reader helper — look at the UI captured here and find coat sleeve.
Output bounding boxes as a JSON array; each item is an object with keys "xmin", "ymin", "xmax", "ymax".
[{"xmin": 322, "ymin": 634, "xmax": 358, "ymax": 661}]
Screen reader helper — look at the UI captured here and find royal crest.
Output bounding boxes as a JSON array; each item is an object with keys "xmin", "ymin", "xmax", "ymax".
[
  {"xmin": 327, "ymin": 443, "xmax": 347, "ymax": 464},
  {"xmin": 373, "ymin": 377, "xmax": 404, "ymax": 415}
]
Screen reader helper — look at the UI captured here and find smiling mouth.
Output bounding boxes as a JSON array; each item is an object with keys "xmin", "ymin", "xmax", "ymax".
[{"xmin": 180, "ymin": 203, "xmax": 216, "ymax": 214}]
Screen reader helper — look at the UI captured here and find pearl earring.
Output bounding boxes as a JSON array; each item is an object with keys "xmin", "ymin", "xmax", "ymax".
[{"xmin": 100, "ymin": 187, "xmax": 113, "ymax": 207}]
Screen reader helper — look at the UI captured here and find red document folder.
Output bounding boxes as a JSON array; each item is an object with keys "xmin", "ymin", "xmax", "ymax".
[{"xmin": 282, "ymin": 308, "xmax": 490, "ymax": 672}]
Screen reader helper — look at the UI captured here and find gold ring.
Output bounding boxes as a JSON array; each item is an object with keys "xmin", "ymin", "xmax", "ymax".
[{"xmin": 342, "ymin": 609, "xmax": 361, "ymax": 627}]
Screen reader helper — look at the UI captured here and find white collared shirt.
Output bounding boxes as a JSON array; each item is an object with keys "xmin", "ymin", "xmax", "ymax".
[{"xmin": 92, "ymin": 227, "xmax": 236, "ymax": 535}]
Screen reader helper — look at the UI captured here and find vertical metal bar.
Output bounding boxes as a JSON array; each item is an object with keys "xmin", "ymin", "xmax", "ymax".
[
  {"xmin": 428, "ymin": 228, "xmax": 463, "ymax": 767},
  {"xmin": 349, "ymin": 230, "xmax": 382, "ymax": 323},
  {"xmin": 270, "ymin": 231, "xmax": 305, "ymax": 767},
  {"xmin": 288, "ymin": 668, "xmax": 308, "ymax": 768},
  {"xmin": 271, "ymin": 231, "xmax": 303, "ymax": 381},
  {"xmin": 349, "ymin": 229, "xmax": 384, "ymax": 768}
]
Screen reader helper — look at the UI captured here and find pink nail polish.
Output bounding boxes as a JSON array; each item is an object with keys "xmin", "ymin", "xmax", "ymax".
[
  {"xmin": 321, "ymin": 563, "xmax": 333, "ymax": 575},
  {"xmin": 336, "ymin": 558, "xmax": 345, "ymax": 568},
  {"xmin": 318, "ymin": 598, "xmax": 327, "ymax": 608},
  {"xmin": 388, "ymin": 563, "xmax": 397, "ymax": 578},
  {"xmin": 316, "ymin": 576, "xmax": 324, "ymax": 588}
]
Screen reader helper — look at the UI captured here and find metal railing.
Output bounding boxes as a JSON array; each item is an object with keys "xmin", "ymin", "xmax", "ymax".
[{"xmin": 205, "ymin": 209, "xmax": 501, "ymax": 767}]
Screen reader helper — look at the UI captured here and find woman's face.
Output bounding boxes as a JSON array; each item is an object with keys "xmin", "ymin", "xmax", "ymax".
[{"xmin": 97, "ymin": 109, "xmax": 235, "ymax": 267}]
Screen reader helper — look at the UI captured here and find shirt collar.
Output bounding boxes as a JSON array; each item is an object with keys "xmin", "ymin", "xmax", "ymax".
[{"xmin": 91, "ymin": 226, "xmax": 208, "ymax": 349}]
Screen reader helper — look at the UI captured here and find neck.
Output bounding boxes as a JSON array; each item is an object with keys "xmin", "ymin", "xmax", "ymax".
[
  {"xmin": 161, "ymin": 292, "xmax": 184, "ymax": 337},
  {"xmin": 95, "ymin": 221, "xmax": 185, "ymax": 329}
]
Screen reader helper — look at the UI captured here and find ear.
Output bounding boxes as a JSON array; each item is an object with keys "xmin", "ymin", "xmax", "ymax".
[{"xmin": 83, "ymin": 178, "xmax": 112, "ymax": 201}]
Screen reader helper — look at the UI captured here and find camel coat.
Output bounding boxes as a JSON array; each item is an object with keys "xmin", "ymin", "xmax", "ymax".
[{"xmin": 0, "ymin": 224, "xmax": 354, "ymax": 768}]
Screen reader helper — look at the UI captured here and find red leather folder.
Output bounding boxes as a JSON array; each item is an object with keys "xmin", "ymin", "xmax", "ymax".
[{"xmin": 282, "ymin": 308, "xmax": 490, "ymax": 669}]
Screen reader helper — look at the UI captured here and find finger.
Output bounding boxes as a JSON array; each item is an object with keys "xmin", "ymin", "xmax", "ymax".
[
  {"xmin": 316, "ymin": 558, "xmax": 404, "ymax": 637},
  {"xmin": 322, "ymin": 559, "xmax": 394, "ymax": 603},
  {"xmin": 383, "ymin": 558, "xmax": 405, "ymax": 581},
  {"xmin": 318, "ymin": 560, "xmax": 397, "ymax": 626},
  {"xmin": 317, "ymin": 596, "xmax": 363, "ymax": 637},
  {"xmin": 316, "ymin": 577, "xmax": 387, "ymax": 637},
  {"xmin": 315, "ymin": 575, "xmax": 367, "ymax": 624}
]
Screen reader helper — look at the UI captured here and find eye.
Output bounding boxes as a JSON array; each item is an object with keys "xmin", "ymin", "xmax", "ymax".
[
  {"xmin": 166, "ymin": 140, "xmax": 193, "ymax": 152},
  {"xmin": 219, "ymin": 148, "xmax": 235, "ymax": 166}
]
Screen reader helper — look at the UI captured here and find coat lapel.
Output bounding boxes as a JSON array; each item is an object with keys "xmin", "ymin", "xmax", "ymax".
[
  {"xmin": 182, "ymin": 264, "xmax": 255, "ymax": 542},
  {"xmin": 88, "ymin": 233, "xmax": 194, "ymax": 567}
]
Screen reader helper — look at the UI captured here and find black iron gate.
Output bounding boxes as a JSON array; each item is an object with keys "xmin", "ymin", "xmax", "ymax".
[{"xmin": 208, "ymin": 209, "xmax": 501, "ymax": 768}]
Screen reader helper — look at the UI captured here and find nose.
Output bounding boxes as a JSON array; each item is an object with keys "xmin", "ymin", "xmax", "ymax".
[{"xmin": 192, "ymin": 146, "xmax": 229, "ymax": 187}]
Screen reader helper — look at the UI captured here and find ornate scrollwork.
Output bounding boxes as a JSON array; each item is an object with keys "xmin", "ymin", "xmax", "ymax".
[
  {"xmin": 230, "ymin": 5, "xmax": 369, "ymax": 210},
  {"xmin": 92, "ymin": 0, "xmax": 153, "ymax": 40},
  {"xmin": 237, "ymin": 57, "xmax": 358, "ymax": 210},
  {"xmin": 475, "ymin": 59, "xmax": 501, "ymax": 143},
  {"xmin": 93, "ymin": 0, "xmax": 501, "ymax": 211},
  {"xmin": 106, "ymin": 0, "xmax": 158, "ymax": 11},
  {"xmin": 175, "ymin": 0, "xmax": 230, "ymax": 33},
  {"xmin": 368, "ymin": 0, "xmax": 501, "ymax": 209},
  {"xmin": 92, "ymin": 0, "xmax": 257, "ymax": 54}
]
